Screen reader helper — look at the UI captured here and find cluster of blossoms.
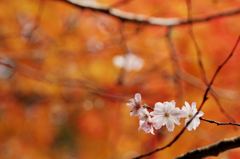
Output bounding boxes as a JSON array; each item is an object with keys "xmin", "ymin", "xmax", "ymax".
[{"xmin": 126, "ymin": 93, "xmax": 204, "ymax": 135}]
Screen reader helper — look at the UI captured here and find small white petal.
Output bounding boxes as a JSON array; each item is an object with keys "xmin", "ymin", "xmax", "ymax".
[
  {"xmin": 164, "ymin": 102, "xmax": 172, "ymax": 113},
  {"xmin": 139, "ymin": 109, "xmax": 150, "ymax": 121},
  {"xmin": 197, "ymin": 111, "xmax": 204, "ymax": 117},
  {"xmin": 154, "ymin": 102, "xmax": 164, "ymax": 111},
  {"xmin": 185, "ymin": 101, "xmax": 191, "ymax": 112},
  {"xmin": 129, "ymin": 99, "xmax": 135, "ymax": 103},
  {"xmin": 187, "ymin": 123, "xmax": 193, "ymax": 131},
  {"xmin": 150, "ymin": 126, "xmax": 155, "ymax": 135},
  {"xmin": 130, "ymin": 111, "xmax": 136, "ymax": 116},
  {"xmin": 152, "ymin": 116, "xmax": 164, "ymax": 129},
  {"xmin": 194, "ymin": 118, "xmax": 200, "ymax": 126},
  {"xmin": 171, "ymin": 107, "xmax": 184, "ymax": 118},
  {"xmin": 165, "ymin": 100, "xmax": 175, "ymax": 112},
  {"xmin": 191, "ymin": 102, "xmax": 196, "ymax": 110},
  {"xmin": 170, "ymin": 116, "xmax": 181, "ymax": 125},
  {"xmin": 135, "ymin": 93, "xmax": 141, "ymax": 102},
  {"xmin": 126, "ymin": 103, "xmax": 135, "ymax": 108},
  {"xmin": 162, "ymin": 117, "xmax": 168, "ymax": 126},
  {"xmin": 166, "ymin": 119, "xmax": 175, "ymax": 132},
  {"xmin": 181, "ymin": 106, "xmax": 188, "ymax": 117},
  {"xmin": 192, "ymin": 108, "xmax": 198, "ymax": 115}
]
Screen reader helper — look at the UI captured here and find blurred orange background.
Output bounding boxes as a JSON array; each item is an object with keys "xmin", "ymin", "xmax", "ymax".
[{"xmin": 1, "ymin": 0, "xmax": 240, "ymax": 158}]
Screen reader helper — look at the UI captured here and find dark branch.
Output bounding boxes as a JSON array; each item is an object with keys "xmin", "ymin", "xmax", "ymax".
[
  {"xmin": 200, "ymin": 117, "xmax": 240, "ymax": 126},
  {"xmin": 58, "ymin": 0, "xmax": 240, "ymax": 26},
  {"xmin": 175, "ymin": 136, "xmax": 240, "ymax": 159}
]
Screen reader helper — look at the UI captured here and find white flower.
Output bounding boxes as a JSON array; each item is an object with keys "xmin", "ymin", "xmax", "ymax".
[
  {"xmin": 138, "ymin": 108, "xmax": 155, "ymax": 135},
  {"xmin": 150, "ymin": 100, "xmax": 184, "ymax": 132},
  {"xmin": 139, "ymin": 108, "xmax": 151, "ymax": 122},
  {"xmin": 126, "ymin": 93, "xmax": 143, "ymax": 116},
  {"xmin": 182, "ymin": 102, "xmax": 204, "ymax": 131},
  {"xmin": 138, "ymin": 120, "xmax": 155, "ymax": 135},
  {"xmin": 112, "ymin": 53, "xmax": 144, "ymax": 72}
]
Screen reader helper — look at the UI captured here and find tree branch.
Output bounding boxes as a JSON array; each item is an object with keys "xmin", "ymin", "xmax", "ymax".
[
  {"xmin": 175, "ymin": 136, "xmax": 240, "ymax": 159},
  {"xmin": 59, "ymin": 0, "xmax": 240, "ymax": 26}
]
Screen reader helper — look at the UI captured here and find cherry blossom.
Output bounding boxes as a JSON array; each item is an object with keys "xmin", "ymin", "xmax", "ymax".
[
  {"xmin": 138, "ymin": 120, "xmax": 155, "ymax": 135},
  {"xmin": 139, "ymin": 108, "xmax": 151, "ymax": 121},
  {"xmin": 150, "ymin": 100, "xmax": 184, "ymax": 132},
  {"xmin": 182, "ymin": 102, "xmax": 204, "ymax": 131},
  {"xmin": 137, "ymin": 108, "xmax": 155, "ymax": 134},
  {"xmin": 112, "ymin": 53, "xmax": 144, "ymax": 72},
  {"xmin": 126, "ymin": 93, "xmax": 143, "ymax": 116}
]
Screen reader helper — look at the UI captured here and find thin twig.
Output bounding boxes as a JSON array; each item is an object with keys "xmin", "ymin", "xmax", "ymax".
[
  {"xmin": 166, "ymin": 26, "xmax": 184, "ymax": 101},
  {"xmin": 200, "ymin": 117, "xmax": 240, "ymax": 126},
  {"xmin": 0, "ymin": 61, "xmax": 130, "ymax": 101}
]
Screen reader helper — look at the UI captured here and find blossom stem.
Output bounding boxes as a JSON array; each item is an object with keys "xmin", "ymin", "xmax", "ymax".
[{"xmin": 144, "ymin": 105, "xmax": 154, "ymax": 110}]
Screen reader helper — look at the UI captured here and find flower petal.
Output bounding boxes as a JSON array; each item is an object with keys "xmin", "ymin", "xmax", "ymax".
[
  {"xmin": 197, "ymin": 111, "xmax": 204, "ymax": 117},
  {"xmin": 154, "ymin": 102, "xmax": 164, "ymax": 111},
  {"xmin": 165, "ymin": 101, "xmax": 175, "ymax": 113},
  {"xmin": 126, "ymin": 103, "xmax": 135, "ymax": 108},
  {"xmin": 166, "ymin": 118, "xmax": 175, "ymax": 132},
  {"xmin": 152, "ymin": 116, "xmax": 164, "ymax": 129},
  {"xmin": 135, "ymin": 93, "xmax": 141, "ymax": 103},
  {"xmin": 181, "ymin": 106, "xmax": 188, "ymax": 117},
  {"xmin": 150, "ymin": 126, "xmax": 155, "ymax": 135},
  {"xmin": 171, "ymin": 107, "xmax": 184, "ymax": 118},
  {"xmin": 170, "ymin": 115, "xmax": 181, "ymax": 125},
  {"xmin": 130, "ymin": 107, "xmax": 143, "ymax": 116},
  {"xmin": 129, "ymin": 99, "xmax": 135, "ymax": 103},
  {"xmin": 185, "ymin": 101, "xmax": 191, "ymax": 112},
  {"xmin": 150, "ymin": 110, "xmax": 164, "ymax": 116},
  {"xmin": 191, "ymin": 102, "xmax": 196, "ymax": 110},
  {"xmin": 162, "ymin": 117, "xmax": 168, "ymax": 126}
]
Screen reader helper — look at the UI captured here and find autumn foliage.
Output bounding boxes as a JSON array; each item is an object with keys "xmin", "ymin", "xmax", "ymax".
[{"xmin": 1, "ymin": 0, "xmax": 240, "ymax": 159}]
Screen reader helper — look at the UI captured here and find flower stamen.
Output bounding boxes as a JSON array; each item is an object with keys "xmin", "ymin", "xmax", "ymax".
[{"xmin": 164, "ymin": 113, "xmax": 170, "ymax": 118}]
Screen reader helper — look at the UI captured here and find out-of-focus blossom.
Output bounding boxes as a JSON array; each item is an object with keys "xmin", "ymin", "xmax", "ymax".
[
  {"xmin": 150, "ymin": 100, "xmax": 184, "ymax": 132},
  {"xmin": 17, "ymin": 12, "xmax": 44, "ymax": 44},
  {"xmin": 0, "ymin": 59, "xmax": 14, "ymax": 79},
  {"xmin": 126, "ymin": 93, "xmax": 143, "ymax": 116},
  {"xmin": 182, "ymin": 102, "xmax": 204, "ymax": 131},
  {"xmin": 112, "ymin": 53, "xmax": 144, "ymax": 72}
]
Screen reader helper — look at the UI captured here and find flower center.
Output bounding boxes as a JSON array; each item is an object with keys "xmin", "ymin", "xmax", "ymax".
[
  {"xmin": 135, "ymin": 102, "xmax": 141, "ymax": 108},
  {"xmin": 188, "ymin": 114, "xmax": 193, "ymax": 118},
  {"xmin": 164, "ymin": 113, "xmax": 170, "ymax": 118}
]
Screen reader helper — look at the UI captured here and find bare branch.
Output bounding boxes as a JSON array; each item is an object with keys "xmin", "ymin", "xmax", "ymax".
[
  {"xmin": 59, "ymin": 0, "xmax": 240, "ymax": 26},
  {"xmin": 166, "ymin": 26, "xmax": 184, "ymax": 101},
  {"xmin": 175, "ymin": 136, "xmax": 240, "ymax": 159},
  {"xmin": 177, "ymin": 68, "xmax": 240, "ymax": 100},
  {"xmin": 0, "ymin": 61, "xmax": 129, "ymax": 101}
]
